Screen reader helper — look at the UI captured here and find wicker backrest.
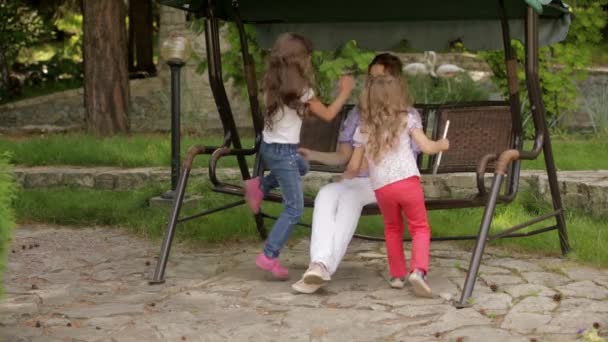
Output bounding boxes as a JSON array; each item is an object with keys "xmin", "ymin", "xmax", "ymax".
[
  {"xmin": 299, "ymin": 104, "xmax": 352, "ymax": 153},
  {"xmin": 299, "ymin": 105, "xmax": 352, "ymax": 172},
  {"xmin": 431, "ymin": 102, "xmax": 513, "ymax": 173}
]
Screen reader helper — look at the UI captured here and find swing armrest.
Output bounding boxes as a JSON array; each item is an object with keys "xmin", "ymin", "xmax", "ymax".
[
  {"xmin": 495, "ymin": 149, "xmax": 521, "ymax": 175},
  {"xmin": 476, "ymin": 154, "xmax": 498, "ymax": 196},
  {"xmin": 209, "ymin": 146, "xmax": 257, "ymax": 186},
  {"xmin": 183, "ymin": 145, "xmax": 211, "ymax": 168},
  {"xmin": 475, "ymin": 149, "xmax": 521, "ymax": 196}
]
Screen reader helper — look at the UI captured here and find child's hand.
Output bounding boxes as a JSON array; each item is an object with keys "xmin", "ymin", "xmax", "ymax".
[
  {"xmin": 342, "ymin": 168, "xmax": 358, "ymax": 180},
  {"xmin": 437, "ymin": 138, "xmax": 450, "ymax": 152},
  {"xmin": 338, "ymin": 75, "xmax": 355, "ymax": 95},
  {"xmin": 298, "ymin": 147, "xmax": 314, "ymax": 161}
]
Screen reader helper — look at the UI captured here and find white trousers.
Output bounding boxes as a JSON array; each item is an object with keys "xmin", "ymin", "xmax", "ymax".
[{"xmin": 310, "ymin": 177, "xmax": 377, "ymax": 275}]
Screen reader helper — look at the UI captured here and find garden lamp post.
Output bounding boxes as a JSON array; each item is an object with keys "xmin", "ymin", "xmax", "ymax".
[{"xmin": 160, "ymin": 33, "xmax": 192, "ymax": 199}]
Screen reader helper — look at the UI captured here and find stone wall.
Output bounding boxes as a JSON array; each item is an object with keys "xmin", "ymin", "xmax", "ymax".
[
  {"xmin": 0, "ymin": 87, "xmax": 84, "ymax": 134},
  {"xmin": 155, "ymin": 7, "xmax": 250, "ymax": 134},
  {"xmin": 563, "ymin": 68, "xmax": 608, "ymax": 131},
  {"xmin": 12, "ymin": 166, "xmax": 608, "ymax": 219}
]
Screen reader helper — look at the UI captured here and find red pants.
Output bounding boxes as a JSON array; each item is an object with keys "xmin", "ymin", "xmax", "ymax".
[{"xmin": 374, "ymin": 176, "xmax": 430, "ymax": 278}]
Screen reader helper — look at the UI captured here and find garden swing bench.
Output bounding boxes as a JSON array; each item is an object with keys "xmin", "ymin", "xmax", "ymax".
[{"xmin": 151, "ymin": 0, "xmax": 572, "ymax": 307}]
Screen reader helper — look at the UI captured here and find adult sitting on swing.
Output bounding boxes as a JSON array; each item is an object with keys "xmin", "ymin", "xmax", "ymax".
[{"xmin": 292, "ymin": 53, "xmax": 421, "ymax": 293}]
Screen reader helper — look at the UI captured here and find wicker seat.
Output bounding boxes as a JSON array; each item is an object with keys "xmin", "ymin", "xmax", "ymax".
[{"xmin": 211, "ymin": 102, "xmax": 516, "ymax": 214}]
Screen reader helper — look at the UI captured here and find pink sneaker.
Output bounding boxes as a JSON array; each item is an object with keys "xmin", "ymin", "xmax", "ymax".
[
  {"xmin": 256, "ymin": 253, "xmax": 289, "ymax": 280},
  {"xmin": 245, "ymin": 177, "xmax": 263, "ymax": 214}
]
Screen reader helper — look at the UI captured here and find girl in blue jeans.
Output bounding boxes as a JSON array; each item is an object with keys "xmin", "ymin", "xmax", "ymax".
[{"xmin": 245, "ymin": 32, "xmax": 355, "ymax": 280}]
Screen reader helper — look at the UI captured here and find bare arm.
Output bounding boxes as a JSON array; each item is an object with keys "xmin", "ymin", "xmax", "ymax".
[
  {"xmin": 299, "ymin": 143, "xmax": 353, "ymax": 166},
  {"xmin": 343, "ymin": 146, "xmax": 365, "ymax": 179},
  {"xmin": 360, "ymin": 158, "xmax": 369, "ymax": 173},
  {"xmin": 411, "ymin": 128, "xmax": 450, "ymax": 155},
  {"xmin": 308, "ymin": 75, "xmax": 355, "ymax": 122}
]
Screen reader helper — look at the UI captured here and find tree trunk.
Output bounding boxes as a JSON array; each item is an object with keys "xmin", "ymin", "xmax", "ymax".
[
  {"xmin": 0, "ymin": 50, "xmax": 9, "ymax": 99},
  {"xmin": 83, "ymin": 0, "xmax": 130, "ymax": 136},
  {"xmin": 129, "ymin": 0, "xmax": 156, "ymax": 75},
  {"xmin": 128, "ymin": 5, "xmax": 135, "ymax": 72},
  {"xmin": 603, "ymin": 10, "xmax": 608, "ymax": 40}
]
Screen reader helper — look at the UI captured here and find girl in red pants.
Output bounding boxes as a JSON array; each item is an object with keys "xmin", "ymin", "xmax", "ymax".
[{"xmin": 344, "ymin": 75, "xmax": 449, "ymax": 297}]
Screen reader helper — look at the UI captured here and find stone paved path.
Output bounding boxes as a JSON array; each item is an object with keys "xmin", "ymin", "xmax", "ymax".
[{"xmin": 2, "ymin": 224, "xmax": 608, "ymax": 341}]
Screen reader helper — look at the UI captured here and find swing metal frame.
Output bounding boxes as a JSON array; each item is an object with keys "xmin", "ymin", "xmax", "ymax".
[{"xmin": 150, "ymin": 0, "xmax": 571, "ymax": 307}]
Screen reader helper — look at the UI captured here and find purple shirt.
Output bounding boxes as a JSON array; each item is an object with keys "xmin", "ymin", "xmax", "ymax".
[
  {"xmin": 338, "ymin": 107, "xmax": 362, "ymax": 146},
  {"xmin": 338, "ymin": 107, "xmax": 369, "ymax": 177}
]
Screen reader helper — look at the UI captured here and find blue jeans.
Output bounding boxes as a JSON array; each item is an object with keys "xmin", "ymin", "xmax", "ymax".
[{"xmin": 260, "ymin": 141, "xmax": 309, "ymax": 258}]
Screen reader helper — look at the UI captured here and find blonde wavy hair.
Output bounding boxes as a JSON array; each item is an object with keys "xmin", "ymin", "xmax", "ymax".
[{"xmin": 359, "ymin": 75, "xmax": 413, "ymax": 162}]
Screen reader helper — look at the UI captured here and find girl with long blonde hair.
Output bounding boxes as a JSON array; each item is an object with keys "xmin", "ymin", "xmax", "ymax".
[{"xmin": 346, "ymin": 74, "xmax": 449, "ymax": 296}]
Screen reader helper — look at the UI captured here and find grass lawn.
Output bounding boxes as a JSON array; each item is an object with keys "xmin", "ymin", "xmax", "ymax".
[
  {"xmin": 0, "ymin": 134, "xmax": 255, "ymax": 169},
  {"xmin": 0, "ymin": 154, "xmax": 17, "ymax": 296},
  {"xmin": 14, "ymin": 181, "xmax": 304, "ymax": 245},
  {"xmin": 591, "ymin": 41, "xmax": 608, "ymax": 67},
  {"xmin": 7, "ymin": 132, "xmax": 608, "ymax": 269},
  {"xmin": 15, "ymin": 182, "xmax": 608, "ymax": 268},
  {"xmin": 522, "ymin": 134, "xmax": 608, "ymax": 170},
  {"xmin": 1, "ymin": 133, "xmax": 607, "ymax": 170}
]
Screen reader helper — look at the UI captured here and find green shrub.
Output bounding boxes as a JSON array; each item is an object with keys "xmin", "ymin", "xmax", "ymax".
[
  {"xmin": 0, "ymin": 153, "xmax": 17, "ymax": 296},
  {"xmin": 190, "ymin": 22, "xmax": 376, "ymax": 103},
  {"xmin": 581, "ymin": 84, "xmax": 608, "ymax": 133},
  {"xmin": 0, "ymin": 0, "xmax": 46, "ymax": 101},
  {"xmin": 480, "ymin": 0, "xmax": 608, "ymax": 135},
  {"xmin": 192, "ymin": 22, "xmax": 491, "ymax": 105}
]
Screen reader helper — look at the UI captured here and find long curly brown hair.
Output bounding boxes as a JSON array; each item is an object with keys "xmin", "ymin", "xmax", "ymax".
[
  {"xmin": 262, "ymin": 33, "xmax": 314, "ymax": 130},
  {"xmin": 359, "ymin": 75, "xmax": 413, "ymax": 162}
]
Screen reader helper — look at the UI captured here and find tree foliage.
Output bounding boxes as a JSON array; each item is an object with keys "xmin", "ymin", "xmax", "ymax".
[
  {"xmin": 190, "ymin": 21, "xmax": 375, "ymax": 102},
  {"xmin": 481, "ymin": 0, "xmax": 607, "ymax": 131},
  {"xmin": 0, "ymin": 1, "xmax": 47, "ymax": 59},
  {"xmin": 0, "ymin": 153, "xmax": 16, "ymax": 297},
  {"xmin": 0, "ymin": 0, "xmax": 46, "ymax": 99}
]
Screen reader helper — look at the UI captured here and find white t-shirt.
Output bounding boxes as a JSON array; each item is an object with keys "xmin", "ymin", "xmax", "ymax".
[
  {"xmin": 354, "ymin": 108, "xmax": 423, "ymax": 190},
  {"xmin": 262, "ymin": 88, "xmax": 315, "ymax": 144}
]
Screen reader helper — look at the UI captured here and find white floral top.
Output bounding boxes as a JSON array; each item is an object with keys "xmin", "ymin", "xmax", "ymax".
[{"xmin": 353, "ymin": 108, "xmax": 423, "ymax": 190}]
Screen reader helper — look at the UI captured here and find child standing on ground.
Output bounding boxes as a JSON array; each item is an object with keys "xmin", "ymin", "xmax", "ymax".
[
  {"xmin": 345, "ymin": 75, "xmax": 449, "ymax": 297},
  {"xmin": 245, "ymin": 32, "xmax": 355, "ymax": 280}
]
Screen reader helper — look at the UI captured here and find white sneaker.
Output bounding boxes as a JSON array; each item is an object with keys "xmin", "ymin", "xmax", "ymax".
[
  {"xmin": 389, "ymin": 277, "xmax": 406, "ymax": 289},
  {"xmin": 408, "ymin": 270, "xmax": 433, "ymax": 298},
  {"xmin": 303, "ymin": 262, "xmax": 331, "ymax": 284},
  {"xmin": 291, "ymin": 279, "xmax": 323, "ymax": 294}
]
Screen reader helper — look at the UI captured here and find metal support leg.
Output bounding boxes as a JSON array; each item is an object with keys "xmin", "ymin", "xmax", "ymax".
[
  {"xmin": 149, "ymin": 167, "xmax": 191, "ymax": 284},
  {"xmin": 231, "ymin": 3, "xmax": 267, "ymax": 241},
  {"xmin": 456, "ymin": 174, "xmax": 504, "ymax": 307},
  {"xmin": 250, "ymin": 137, "xmax": 267, "ymax": 240},
  {"xmin": 204, "ymin": 14, "xmax": 250, "ymax": 181},
  {"xmin": 161, "ymin": 61, "xmax": 185, "ymax": 200},
  {"xmin": 542, "ymin": 132, "xmax": 570, "ymax": 255},
  {"xmin": 255, "ymin": 214, "xmax": 267, "ymax": 240},
  {"xmin": 169, "ymin": 63, "xmax": 183, "ymax": 193},
  {"xmin": 524, "ymin": 7, "xmax": 570, "ymax": 255}
]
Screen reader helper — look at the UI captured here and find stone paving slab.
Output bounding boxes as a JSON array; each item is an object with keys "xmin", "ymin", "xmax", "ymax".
[{"xmin": 2, "ymin": 224, "xmax": 608, "ymax": 341}]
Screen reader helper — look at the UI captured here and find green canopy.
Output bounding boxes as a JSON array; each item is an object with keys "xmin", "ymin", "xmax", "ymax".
[{"xmin": 160, "ymin": 0, "xmax": 571, "ymax": 50}]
